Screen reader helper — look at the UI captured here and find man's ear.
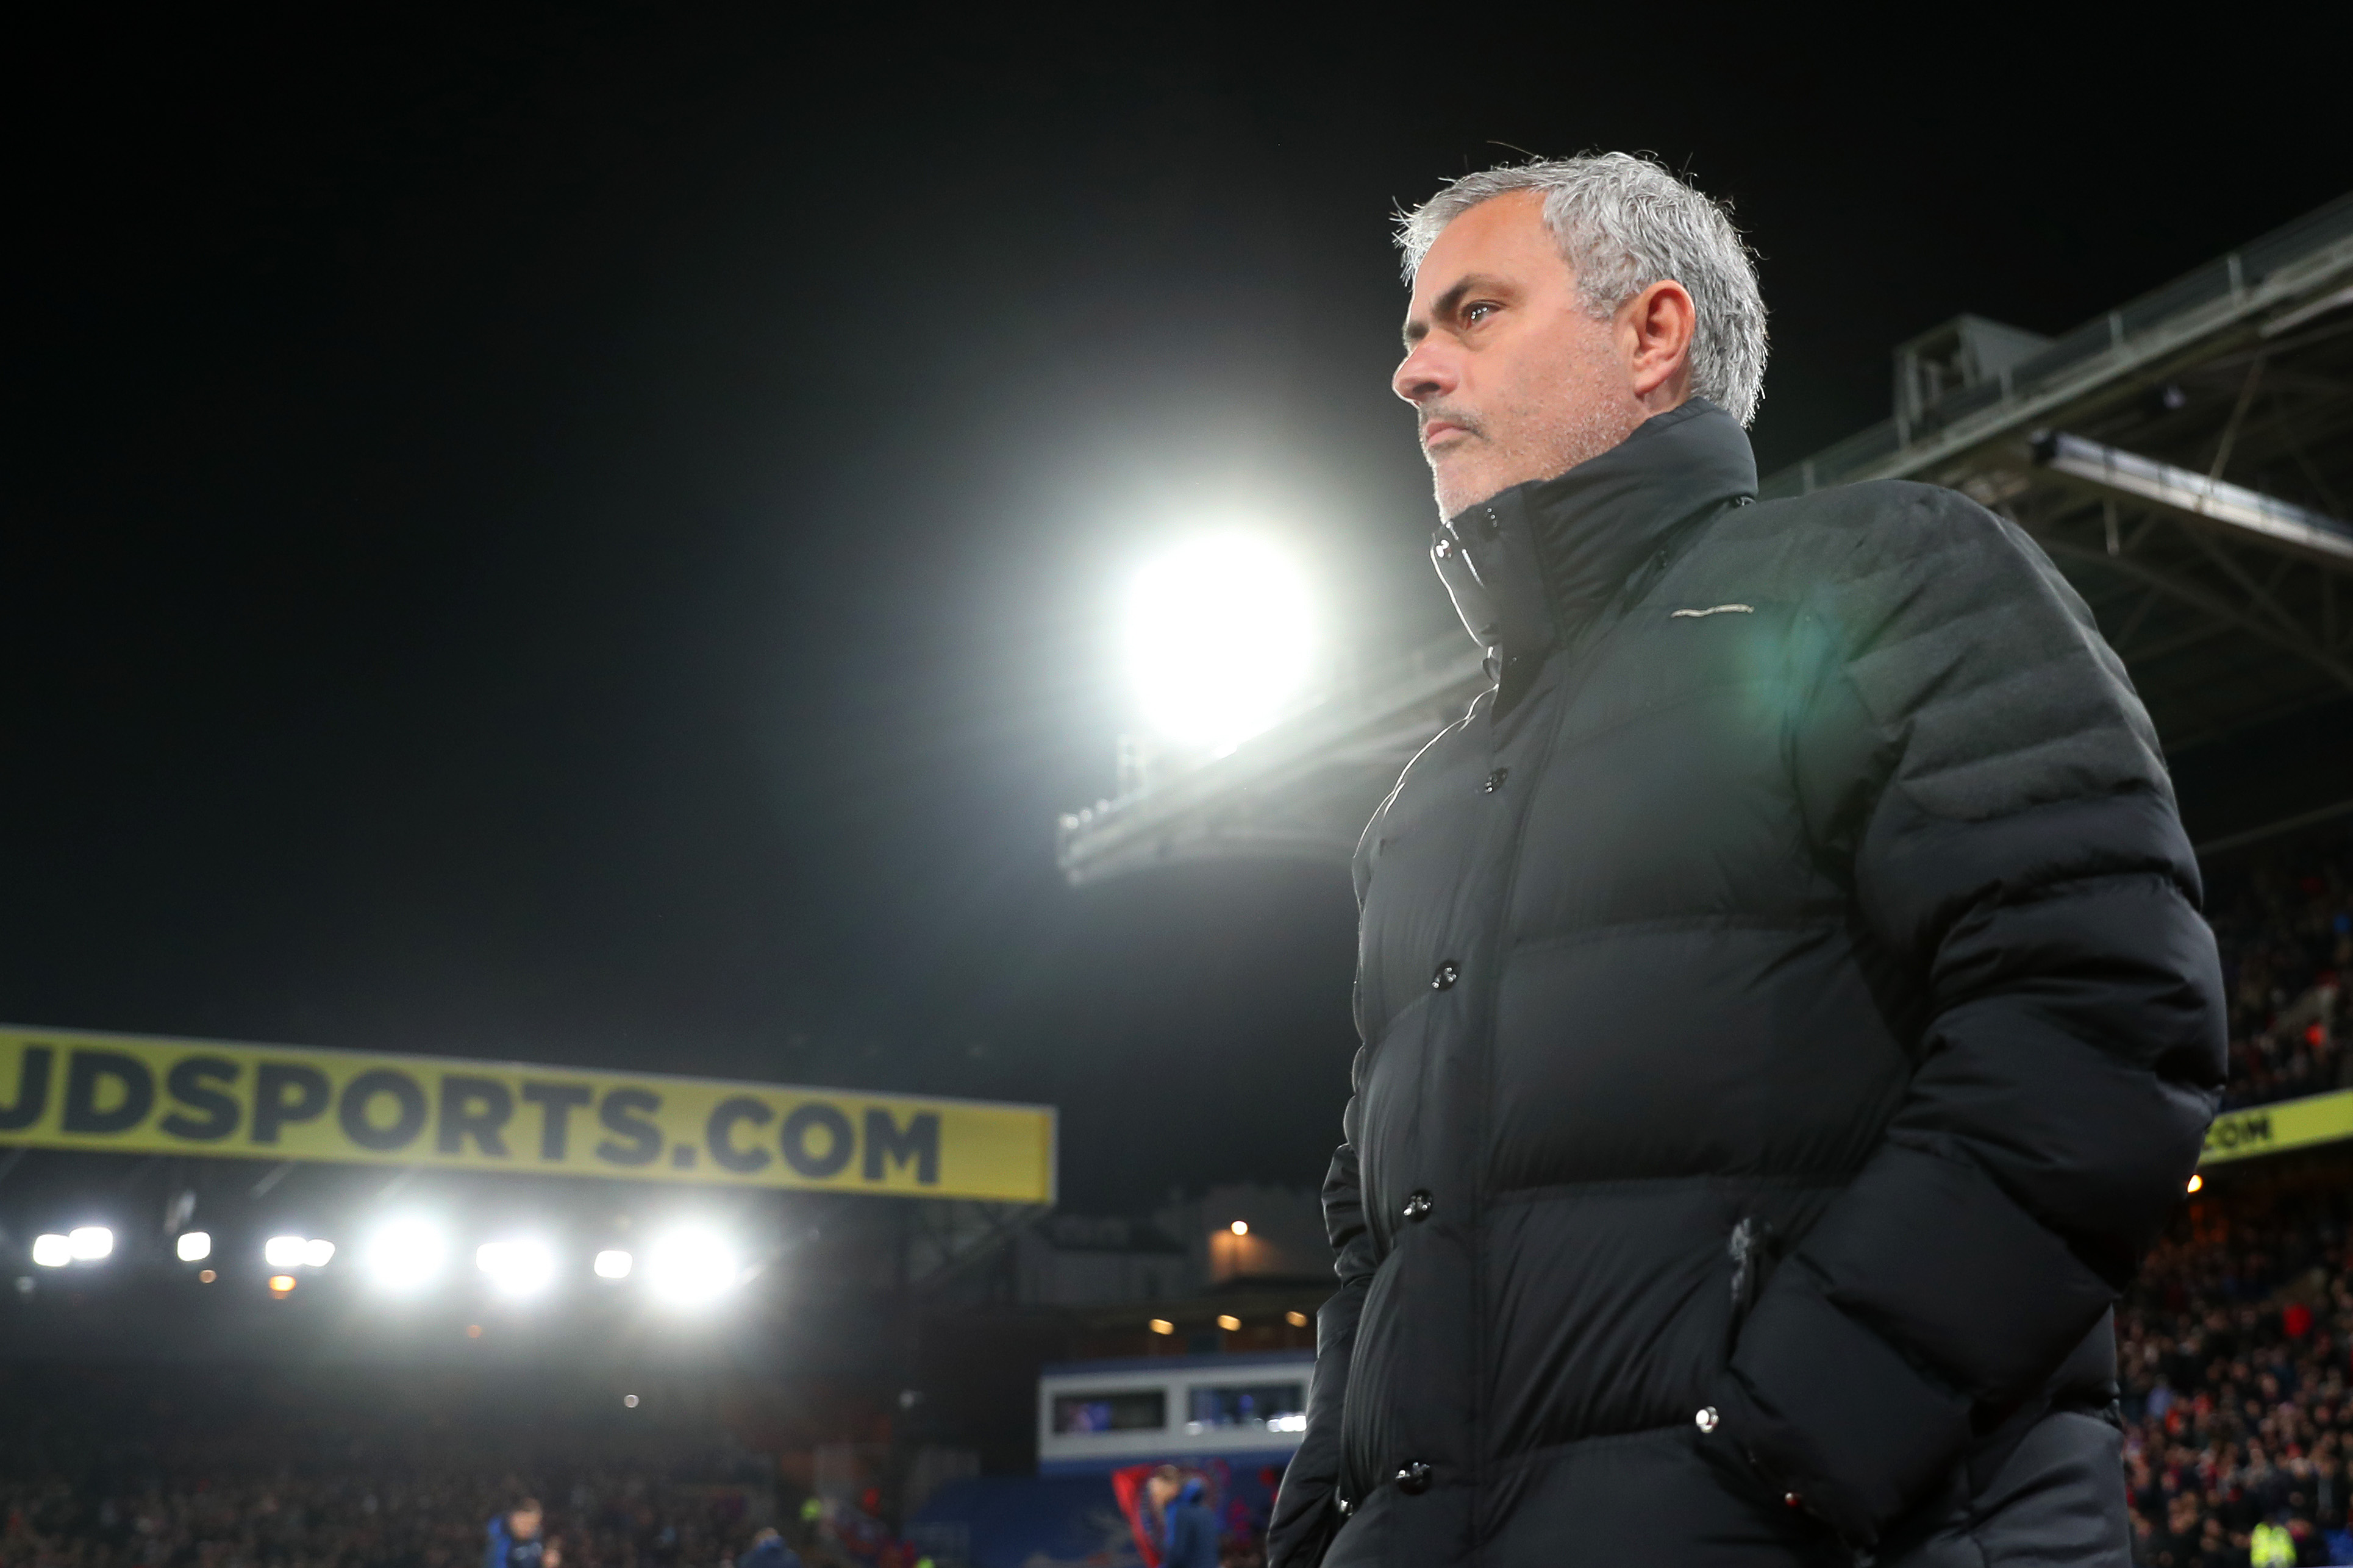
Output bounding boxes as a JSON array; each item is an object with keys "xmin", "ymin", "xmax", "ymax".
[{"xmin": 1622, "ymin": 280, "xmax": 1696, "ymax": 410}]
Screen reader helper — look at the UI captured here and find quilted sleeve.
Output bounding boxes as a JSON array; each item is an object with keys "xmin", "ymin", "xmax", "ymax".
[{"xmin": 1704, "ymin": 486, "xmax": 2224, "ymax": 1545}]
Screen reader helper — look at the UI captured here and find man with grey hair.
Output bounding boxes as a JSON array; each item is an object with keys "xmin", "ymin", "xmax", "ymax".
[{"xmin": 1267, "ymin": 154, "xmax": 2222, "ymax": 1566}]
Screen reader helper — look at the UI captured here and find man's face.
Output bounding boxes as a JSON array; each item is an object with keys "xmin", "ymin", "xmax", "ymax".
[
  {"xmin": 511, "ymin": 1510, "xmax": 542, "ymax": 1540},
  {"xmin": 1393, "ymin": 190, "xmax": 1649, "ymax": 519}
]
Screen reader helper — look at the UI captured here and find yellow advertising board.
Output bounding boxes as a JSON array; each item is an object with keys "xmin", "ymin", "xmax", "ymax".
[
  {"xmin": 2200, "ymin": 1088, "xmax": 2353, "ymax": 1167},
  {"xmin": 0, "ymin": 1024, "xmax": 1054, "ymax": 1203}
]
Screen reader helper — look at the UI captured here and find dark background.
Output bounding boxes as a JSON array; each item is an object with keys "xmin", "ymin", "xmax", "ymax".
[{"xmin": 5, "ymin": 7, "xmax": 2344, "ymax": 1213}]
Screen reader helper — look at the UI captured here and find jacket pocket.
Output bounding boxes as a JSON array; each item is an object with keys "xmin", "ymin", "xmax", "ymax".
[
  {"xmin": 1337, "ymin": 1250, "xmax": 1403, "ymax": 1504},
  {"xmin": 1724, "ymin": 1214, "xmax": 1778, "ymax": 1361}
]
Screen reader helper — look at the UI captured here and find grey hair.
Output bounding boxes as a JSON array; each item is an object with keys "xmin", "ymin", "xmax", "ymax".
[{"xmin": 1396, "ymin": 153, "xmax": 1768, "ymax": 427}]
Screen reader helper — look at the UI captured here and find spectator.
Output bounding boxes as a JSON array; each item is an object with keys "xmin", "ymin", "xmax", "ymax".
[
  {"xmin": 486, "ymin": 1497, "xmax": 551, "ymax": 1568},
  {"xmin": 738, "ymin": 1525, "xmax": 801, "ymax": 1568}
]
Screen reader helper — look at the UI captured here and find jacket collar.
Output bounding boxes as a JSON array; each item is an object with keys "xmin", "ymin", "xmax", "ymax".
[{"xmin": 1430, "ymin": 398, "xmax": 1759, "ymax": 677}]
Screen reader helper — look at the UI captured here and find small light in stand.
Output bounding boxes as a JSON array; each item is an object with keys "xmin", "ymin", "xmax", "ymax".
[
  {"xmin": 198, "ymin": 1270, "xmax": 217, "ymax": 1285},
  {"xmin": 466, "ymin": 1324, "xmax": 484, "ymax": 1339},
  {"xmin": 1229, "ymin": 1220, "xmax": 1249, "ymax": 1236},
  {"xmin": 1216, "ymin": 1314, "xmax": 1241, "ymax": 1331},
  {"xmin": 623, "ymin": 1394, "xmax": 640, "ymax": 1408},
  {"xmin": 1148, "ymin": 1318, "xmax": 1174, "ymax": 1336},
  {"xmin": 1285, "ymin": 1310, "xmax": 1310, "ymax": 1328},
  {"xmin": 268, "ymin": 1275, "xmax": 297, "ymax": 1296},
  {"xmin": 2187, "ymin": 1173, "xmax": 2204, "ymax": 1194}
]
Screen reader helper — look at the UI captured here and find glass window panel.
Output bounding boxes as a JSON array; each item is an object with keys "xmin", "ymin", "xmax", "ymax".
[
  {"xmin": 1051, "ymin": 1390, "xmax": 1166, "ymax": 1434},
  {"xmin": 1185, "ymin": 1383, "xmax": 1306, "ymax": 1431}
]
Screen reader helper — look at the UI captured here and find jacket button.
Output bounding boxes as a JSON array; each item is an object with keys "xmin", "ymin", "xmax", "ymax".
[
  {"xmin": 1395, "ymin": 1461, "xmax": 1432, "ymax": 1495},
  {"xmin": 1693, "ymin": 1406, "xmax": 1719, "ymax": 1434},
  {"xmin": 1402, "ymin": 1190, "xmax": 1433, "ymax": 1222},
  {"xmin": 1431, "ymin": 961, "xmax": 1460, "ymax": 991},
  {"xmin": 1482, "ymin": 768, "xmax": 1507, "ymax": 794}
]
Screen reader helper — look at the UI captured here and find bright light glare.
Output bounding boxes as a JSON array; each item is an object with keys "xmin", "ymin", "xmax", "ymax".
[
  {"xmin": 68, "ymin": 1227, "xmax": 113, "ymax": 1261},
  {"xmin": 363, "ymin": 1219, "xmax": 446, "ymax": 1290},
  {"xmin": 264, "ymin": 1235, "xmax": 307, "ymax": 1268},
  {"xmin": 1126, "ymin": 535, "xmax": 1313, "ymax": 752},
  {"xmin": 646, "ymin": 1229, "xmax": 738, "ymax": 1303},
  {"xmin": 476, "ymin": 1239, "xmax": 556, "ymax": 1298},
  {"xmin": 176, "ymin": 1231, "xmax": 212, "ymax": 1263},
  {"xmin": 594, "ymin": 1249, "xmax": 634, "ymax": 1280},
  {"xmin": 1229, "ymin": 1220, "xmax": 1249, "ymax": 1236},
  {"xmin": 301, "ymin": 1239, "xmax": 335, "ymax": 1268},
  {"xmin": 32, "ymin": 1235, "xmax": 71, "ymax": 1268}
]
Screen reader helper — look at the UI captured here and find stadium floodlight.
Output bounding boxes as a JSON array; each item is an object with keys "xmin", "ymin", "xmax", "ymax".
[
  {"xmin": 301, "ymin": 1239, "xmax": 335, "ymax": 1268},
  {"xmin": 476, "ymin": 1239, "xmax": 557, "ymax": 1298},
  {"xmin": 644, "ymin": 1228, "xmax": 738, "ymax": 1304},
  {"xmin": 31, "ymin": 1235, "xmax": 71, "ymax": 1268},
  {"xmin": 176, "ymin": 1231, "xmax": 212, "ymax": 1263},
  {"xmin": 1125, "ymin": 533, "xmax": 1315, "ymax": 754},
  {"xmin": 264, "ymin": 1235, "xmax": 307, "ymax": 1268},
  {"xmin": 593, "ymin": 1249, "xmax": 634, "ymax": 1280},
  {"xmin": 362, "ymin": 1219, "xmax": 447, "ymax": 1291},
  {"xmin": 68, "ymin": 1227, "xmax": 113, "ymax": 1261}
]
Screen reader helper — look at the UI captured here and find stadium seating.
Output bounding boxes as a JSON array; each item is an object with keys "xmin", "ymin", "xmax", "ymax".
[{"xmin": 2210, "ymin": 834, "xmax": 2350, "ymax": 1111}]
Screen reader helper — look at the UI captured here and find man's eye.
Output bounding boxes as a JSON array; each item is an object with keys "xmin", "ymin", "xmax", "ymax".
[{"xmin": 1463, "ymin": 302, "xmax": 1498, "ymax": 325}]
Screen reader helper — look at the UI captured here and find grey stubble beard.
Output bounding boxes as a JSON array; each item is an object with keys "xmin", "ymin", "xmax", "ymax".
[{"xmin": 1425, "ymin": 390, "xmax": 1640, "ymax": 520}]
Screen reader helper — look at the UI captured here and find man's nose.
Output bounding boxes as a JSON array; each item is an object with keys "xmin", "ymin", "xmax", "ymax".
[{"xmin": 1393, "ymin": 340, "xmax": 1457, "ymax": 405}]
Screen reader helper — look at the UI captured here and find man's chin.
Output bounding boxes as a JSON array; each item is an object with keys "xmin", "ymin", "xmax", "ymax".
[{"xmin": 1434, "ymin": 469, "xmax": 1518, "ymax": 521}]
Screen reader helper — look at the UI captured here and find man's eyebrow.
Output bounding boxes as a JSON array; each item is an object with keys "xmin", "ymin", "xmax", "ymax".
[{"xmin": 1401, "ymin": 275, "xmax": 1507, "ymax": 347}]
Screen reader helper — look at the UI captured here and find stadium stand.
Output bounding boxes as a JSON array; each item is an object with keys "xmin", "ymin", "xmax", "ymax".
[
  {"xmin": 0, "ymin": 1470, "xmax": 798, "ymax": 1568},
  {"xmin": 2123, "ymin": 1166, "xmax": 2353, "ymax": 1567},
  {"xmin": 2210, "ymin": 830, "xmax": 2351, "ymax": 1112}
]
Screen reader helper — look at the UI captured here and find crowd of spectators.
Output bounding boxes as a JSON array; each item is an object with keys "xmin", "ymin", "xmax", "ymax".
[
  {"xmin": 2209, "ymin": 833, "xmax": 2349, "ymax": 1111},
  {"xmin": 0, "ymin": 1470, "xmax": 797, "ymax": 1568},
  {"xmin": 2120, "ymin": 1174, "xmax": 2353, "ymax": 1567},
  {"xmin": 0, "ymin": 1364, "xmax": 811, "ymax": 1568},
  {"xmin": 2111, "ymin": 831, "xmax": 2353, "ymax": 1566}
]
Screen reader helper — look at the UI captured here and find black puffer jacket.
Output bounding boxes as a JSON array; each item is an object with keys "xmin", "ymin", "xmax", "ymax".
[{"xmin": 1268, "ymin": 401, "xmax": 2224, "ymax": 1567}]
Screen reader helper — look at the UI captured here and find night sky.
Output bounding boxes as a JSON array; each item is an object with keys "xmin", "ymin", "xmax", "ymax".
[{"xmin": 6, "ymin": 10, "xmax": 2343, "ymax": 1213}]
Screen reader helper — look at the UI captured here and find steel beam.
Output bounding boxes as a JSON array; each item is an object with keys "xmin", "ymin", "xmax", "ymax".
[
  {"xmin": 2032, "ymin": 432, "xmax": 2353, "ymax": 569},
  {"xmin": 1056, "ymin": 638, "xmax": 1486, "ymax": 884},
  {"xmin": 2040, "ymin": 535, "xmax": 2353, "ymax": 692}
]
